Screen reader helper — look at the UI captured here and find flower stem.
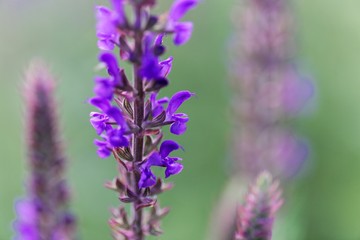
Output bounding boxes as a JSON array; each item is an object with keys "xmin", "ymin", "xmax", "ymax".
[{"xmin": 132, "ymin": 9, "xmax": 145, "ymax": 238}]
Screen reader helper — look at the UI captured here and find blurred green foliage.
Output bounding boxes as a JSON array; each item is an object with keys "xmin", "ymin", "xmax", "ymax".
[{"xmin": 1, "ymin": 0, "xmax": 360, "ymax": 239}]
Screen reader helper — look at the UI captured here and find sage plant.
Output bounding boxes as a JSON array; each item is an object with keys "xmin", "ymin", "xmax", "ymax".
[
  {"xmin": 235, "ymin": 172, "xmax": 283, "ymax": 240},
  {"xmin": 13, "ymin": 62, "xmax": 76, "ymax": 240},
  {"xmin": 89, "ymin": 0, "xmax": 197, "ymax": 239}
]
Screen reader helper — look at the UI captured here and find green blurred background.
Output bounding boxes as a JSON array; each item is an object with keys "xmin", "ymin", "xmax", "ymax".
[{"xmin": 1, "ymin": 0, "xmax": 360, "ymax": 239}]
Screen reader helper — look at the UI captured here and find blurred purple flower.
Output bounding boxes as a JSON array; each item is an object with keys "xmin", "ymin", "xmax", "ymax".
[
  {"xmin": 14, "ymin": 61, "xmax": 76, "ymax": 239},
  {"xmin": 13, "ymin": 199, "xmax": 39, "ymax": 240},
  {"xmin": 228, "ymin": 0, "xmax": 314, "ymax": 179}
]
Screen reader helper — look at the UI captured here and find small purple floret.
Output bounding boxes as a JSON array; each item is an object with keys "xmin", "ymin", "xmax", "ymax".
[
  {"xmin": 94, "ymin": 77, "xmax": 114, "ymax": 100},
  {"xmin": 168, "ymin": 0, "xmax": 198, "ymax": 45},
  {"xmin": 99, "ymin": 52, "xmax": 123, "ymax": 86},
  {"xmin": 166, "ymin": 90, "xmax": 193, "ymax": 135},
  {"xmin": 139, "ymin": 140, "xmax": 183, "ymax": 188},
  {"xmin": 96, "ymin": 6, "xmax": 119, "ymax": 50},
  {"xmin": 90, "ymin": 112, "xmax": 111, "ymax": 135}
]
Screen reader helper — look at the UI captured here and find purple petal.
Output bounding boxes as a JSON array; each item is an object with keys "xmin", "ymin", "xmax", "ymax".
[
  {"xmin": 94, "ymin": 77, "xmax": 113, "ymax": 99},
  {"xmin": 141, "ymin": 34, "xmax": 162, "ymax": 79},
  {"xmin": 97, "ymin": 39, "xmax": 115, "ymax": 51},
  {"xmin": 165, "ymin": 162, "xmax": 183, "ymax": 178},
  {"xmin": 141, "ymin": 54, "xmax": 161, "ymax": 79},
  {"xmin": 90, "ymin": 112, "xmax": 110, "ymax": 135},
  {"xmin": 99, "ymin": 52, "xmax": 122, "ymax": 85},
  {"xmin": 153, "ymin": 106, "xmax": 165, "ymax": 118},
  {"xmin": 158, "ymin": 97, "xmax": 170, "ymax": 104},
  {"xmin": 96, "ymin": 6, "xmax": 111, "ymax": 18},
  {"xmin": 150, "ymin": 92, "xmax": 158, "ymax": 104},
  {"xmin": 96, "ymin": 6, "xmax": 112, "ymax": 26},
  {"xmin": 94, "ymin": 139, "xmax": 112, "ymax": 158},
  {"xmin": 139, "ymin": 168, "xmax": 157, "ymax": 188},
  {"xmin": 13, "ymin": 220, "xmax": 39, "ymax": 240},
  {"xmin": 97, "ymin": 147, "xmax": 112, "ymax": 158},
  {"xmin": 94, "ymin": 139, "xmax": 107, "ymax": 148},
  {"xmin": 170, "ymin": 121, "xmax": 187, "ymax": 135},
  {"xmin": 169, "ymin": 0, "xmax": 198, "ymax": 21},
  {"xmin": 15, "ymin": 199, "xmax": 37, "ymax": 223},
  {"xmin": 167, "ymin": 90, "xmax": 193, "ymax": 116},
  {"xmin": 280, "ymin": 136, "xmax": 309, "ymax": 178},
  {"xmin": 146, "ymin": 152, "xmax": 164, "ymax": 167},
  {"xmin": 282, "ymin": 74, "xmax": 314, "ymax": 113},
  {"xmin": 173, "ymin": 22, "xmax": 193, "ymax": 45},
  {"xmin": 159, "ymin": 57, "xmax": 173, "ymax": 77},
  {"xmin": 106, "ymin": 106, "xmax": 127, "ymax": 129},
  {"xmin": 89, "ymin": 97, "xmax": 111, "ymax": 112},
  {"xmin": 108, "ymin": 129, "xmax": 129, "ymax": 147},
  {"xmin": 96, "ymin": 6, "xmax": 118, "ymax": 50},
  {"xmin": 154, "ymin": 34, "xmax": 166, "ymax": 56},
  {"xmin": 159, "ymin": 140, "xmax": 181, "ymax": 158},
  {"xmin": 150, "ymin": 93, "xmax": 169, "ymax": 117},
  {"xmin": 110, "ymin": 0, "xmax": 126, "ymax": 26},
  {"xmin": 155, "ymin": 34, "xmax": 164, "ymax": 46}
]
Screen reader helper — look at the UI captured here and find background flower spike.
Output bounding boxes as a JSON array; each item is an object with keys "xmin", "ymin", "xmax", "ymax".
[{"xmin": 13, "ymin": 60, "xmax": 76, "ymax": 240}]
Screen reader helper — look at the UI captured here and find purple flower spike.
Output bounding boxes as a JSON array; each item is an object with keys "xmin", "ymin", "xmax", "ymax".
[
  {"xmin": 90, "ymin": 0, "xmax": 197, "ymax": 236},
  {"xmin": 227, "ymin": 0, "xmax": 314, "ymax": 179},
  {"xmin": 14, "ymin": 61, "xmax": 76, "ymax": 239}
]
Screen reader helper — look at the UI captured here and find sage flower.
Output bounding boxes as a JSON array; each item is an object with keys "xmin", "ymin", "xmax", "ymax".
[{"xmin": 89, "ymin": 0, "xmax": 198, "ymax": 238}]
